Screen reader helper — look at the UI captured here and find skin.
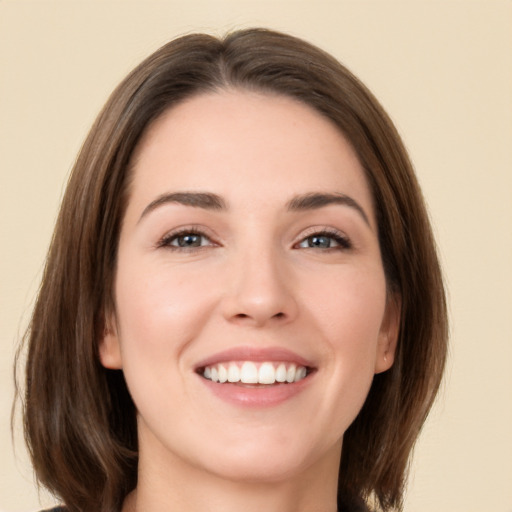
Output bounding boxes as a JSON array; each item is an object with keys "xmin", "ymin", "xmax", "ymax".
[{"xmin": 100, "ymin": 90, "xmax": 399, "ymax": 512}]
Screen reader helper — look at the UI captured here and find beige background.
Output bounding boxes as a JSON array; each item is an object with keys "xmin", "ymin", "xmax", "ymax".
[{"xmin": 1, "ymin": 1, "xmax": 511, "ymax": 511}]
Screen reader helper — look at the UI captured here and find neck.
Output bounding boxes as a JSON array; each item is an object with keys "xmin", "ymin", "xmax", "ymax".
[{"xmin": 123, "ymin": 440, "xmax": 341, "ymax": 512}]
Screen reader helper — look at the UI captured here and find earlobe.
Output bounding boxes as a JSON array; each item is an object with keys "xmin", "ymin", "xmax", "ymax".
[
  {"xmin": 374, "ymin": 292, "xmax": 401, "ymax": 374},
  {"xmin": 98, "ymin": 317, "xmax": 123, "ymax": 369}
]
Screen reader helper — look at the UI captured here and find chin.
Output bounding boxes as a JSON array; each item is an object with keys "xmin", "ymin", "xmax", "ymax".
[
  {"xmin": 194, "ymin": 432, "xmax": 340, "ymax": 485},
  {"xmin": 204, "ymin": 454, "xmax": 311, "ymax": 484}
]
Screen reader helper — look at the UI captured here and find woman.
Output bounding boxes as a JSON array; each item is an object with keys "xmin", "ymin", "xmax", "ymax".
[{"xmin": 19, "ymin": 28, "xmax": 447, "ymax": 512}]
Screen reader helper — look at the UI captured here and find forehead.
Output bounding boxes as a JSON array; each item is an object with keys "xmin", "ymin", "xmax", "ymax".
[{"xmin": 127, "ymin": 90, "xmax": 374, "ymax": 220}]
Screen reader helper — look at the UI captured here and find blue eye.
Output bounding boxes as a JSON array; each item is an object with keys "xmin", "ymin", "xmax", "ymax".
[
  {"xmin": 297, "ymin": 231, "xmax": 351, "ymax": 250},
  {"xmin": 158, "ymin": 230, "xmax": 213, "ymax": 250},
  {"xmin": 172, "ymin": 233, "xmax": 206, "ymax": 247}
]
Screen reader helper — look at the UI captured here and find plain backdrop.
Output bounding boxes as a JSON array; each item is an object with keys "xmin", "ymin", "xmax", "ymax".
[{"xmin": 1, "ymin": 1, "xmax": 511, "ymax": 511}]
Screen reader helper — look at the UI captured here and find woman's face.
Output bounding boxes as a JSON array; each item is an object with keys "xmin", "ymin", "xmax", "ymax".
[{"xmin": 100, "ymin": 90, "xmax": 398, "ymax": 483}]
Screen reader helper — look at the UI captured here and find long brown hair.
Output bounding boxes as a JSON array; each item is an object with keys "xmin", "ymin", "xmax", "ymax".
[{"xmin": 17, "ymin": 28, "xmax": 448, "ymax": 512}]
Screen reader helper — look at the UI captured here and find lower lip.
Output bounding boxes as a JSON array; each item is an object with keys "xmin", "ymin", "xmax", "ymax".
[{"xmin": 199, "ymin": 375, "xmax": 313, "ymax": 407}]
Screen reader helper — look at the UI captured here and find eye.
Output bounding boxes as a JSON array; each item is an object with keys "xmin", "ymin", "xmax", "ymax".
[
  {"xmin": 296, "ymin": 230, "xmax": 352, "ymax": 250},
  {"xmin": 157, "ymin": 228, "xmax": 216, "ymax": 251}
]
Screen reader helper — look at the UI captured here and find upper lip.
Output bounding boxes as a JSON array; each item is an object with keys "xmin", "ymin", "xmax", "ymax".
[{"xmin": 194, "ymin": 346, "xmax": 315, "ymax": 370}]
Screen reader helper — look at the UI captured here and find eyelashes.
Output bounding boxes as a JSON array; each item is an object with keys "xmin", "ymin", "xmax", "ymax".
[
  {"xmin": 156, "ymin": 226, "xmax": 353, "ymax": 253},
  {"xmin": 295, "ymin": 229, "xmax": 352, "ymax": 250},
  {"xmin": 156, "ymin": 226, "xmax": 217, "ymax": 251}
]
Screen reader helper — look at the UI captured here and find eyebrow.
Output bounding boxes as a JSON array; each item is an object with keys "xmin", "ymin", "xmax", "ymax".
[
  {"xmin": 139, "ymin": 191, "xmax": 370, "ymax": 226},
  {"xmin": 286, "ymin": 192, "xmax": 371, "ymax": 226},
  {"xmin": 139, "ymin": 192, "xmax": 227, "ymax": 222}
]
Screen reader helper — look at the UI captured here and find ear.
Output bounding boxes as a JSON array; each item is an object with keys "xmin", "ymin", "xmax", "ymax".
[
  {"xmin": 374, "ymin": 292, "xmax": 401, "ymax": 374},
  {"xmin": 98, "ymin": 314, "xmax": 123, "ymax": 369}
]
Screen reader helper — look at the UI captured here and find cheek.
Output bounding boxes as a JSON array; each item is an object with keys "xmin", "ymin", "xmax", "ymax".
[
  {"xmin": 113, "ymin": 258, "xmax": 220, "ymax": 369},
  {"xmin": 304, "ymin": 265, "xmax": 387, "ymax": 409},
  {"xmin": 111, "ymin": 259, "xmax": 222, "ymax": 432},
  {"xmin": 306, "ymin": 262, "xmax": 387, "ymax": 346}
]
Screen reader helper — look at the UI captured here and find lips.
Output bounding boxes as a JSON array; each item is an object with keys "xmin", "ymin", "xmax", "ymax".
[{"xmin": 194, "ymin": 347, "xmax": 315, "ymax": 405}]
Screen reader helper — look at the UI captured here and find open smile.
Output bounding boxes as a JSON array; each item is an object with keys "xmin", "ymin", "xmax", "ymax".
[
  {"xmin": 194, "ymin": 347, "xmax": 316, "ymax": 406},
  {"xmin": 199, "ymin": 361, "xmax": 310, "ymax": 385}
]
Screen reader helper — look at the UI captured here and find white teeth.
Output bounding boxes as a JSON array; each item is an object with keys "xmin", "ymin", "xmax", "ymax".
[
  {"xmin": 202, "ymin": 361, "xmax": 309, "ymax": 385},
  {"xmin": 295, "ymin": 366, "xmax": 307, "ymax": 382},
  {"xmin": 258, "ymin": 362, "xmax": 276, "ymax": 384},
  {"xmin": 286, "ymin": 364, "xmax": 296, "ymax": 383},
  {"xmin": 227, "ymin": 364, "xmax": 240, "ymax": 383},
  {"xmin": 275, "ymin": 363, "xmax": 287, "ymax": 382},
  {"xmin": 240, "ymin": 362, "xmax": 258, "ymax": 383},
  {"xmin": 218, "ymin": 364, "xmax": 228, "ymax": 383}
]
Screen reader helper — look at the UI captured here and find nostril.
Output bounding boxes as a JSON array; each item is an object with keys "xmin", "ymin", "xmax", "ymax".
[{"xmin": 231, "ymin": 311, "xmax": 286, "ymax": 323}]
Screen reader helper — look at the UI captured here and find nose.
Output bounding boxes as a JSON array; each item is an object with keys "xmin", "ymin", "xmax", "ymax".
[{"xmin": 221, "ymin": 247, "xmax": 298, "ymax": 327}]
